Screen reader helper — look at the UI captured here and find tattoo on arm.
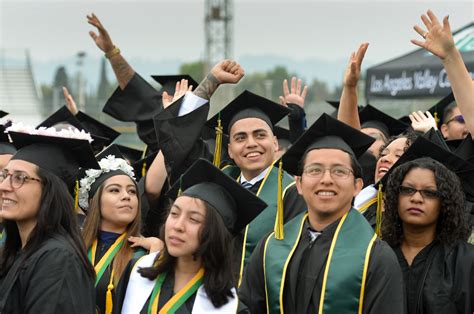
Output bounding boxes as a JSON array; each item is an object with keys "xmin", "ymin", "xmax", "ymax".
[
  {"xmin": 109, "ymin": 55, "xmax": 135, "ymax": 90},
  {"xmin": 193, "ymin": 73, "xmax": 220, "ymax": 100}
]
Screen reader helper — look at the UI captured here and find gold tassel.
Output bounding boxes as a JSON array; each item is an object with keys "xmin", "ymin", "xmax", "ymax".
[
  {"xmin": 434, "ymin": 112, "xmax": 439, "ymax": 128},
  {"xmin": 177, "ymin": 176, "xmax": 183, "ymax": 197},
  {"xmin": 74, "ymin": 179, "xmax": 79, "ymax": 211},
  {"xmin": 375, "ymin": 183, "xmax": 383, "ymax": 237},
  {"xmin": 141, "ymin": 145, "xmax": 148, "ymax": 178},
  {"xmin": 105, "ymin": 269, "xmax": 115, "ymax": 314},
  {"xmin": 274, "ymin": 160, "xmax": 284, "ymax": 240},
  {"xmin": 213, "ymin": 113, "xmax": 223, "ymax": 167}
]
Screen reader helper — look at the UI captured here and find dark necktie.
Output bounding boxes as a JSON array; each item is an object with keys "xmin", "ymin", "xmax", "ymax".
[{"xmin": 241, "ymin": 181, "xmax": 253, "ymax": 190}]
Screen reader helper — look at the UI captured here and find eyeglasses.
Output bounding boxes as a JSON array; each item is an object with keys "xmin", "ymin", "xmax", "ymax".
[
  {"xmin": 399, "ymin": 186, "xmax": 439, "ymax": 199},
  {"xmin": 0, "ymin": 170, "xmax": 42, "ymax": 189},
  {"xmin": 303, "ymin": 165, "xmax": 353, "ymax": 179},
  {"xmin": 445, "ymin": 115, "xmax": 465, "ymax": 125}
]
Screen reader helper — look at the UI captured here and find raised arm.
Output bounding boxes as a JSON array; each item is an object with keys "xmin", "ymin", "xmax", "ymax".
[
  {"xmin": 279, "ymin": 77, "xmax": 308, "ymax": 142},
  {"xmin": 337, "ymin": 43, "xmax": 369, "ymax": 129},
  {"xmin": 87, "ymin": 13, "xmax": 135, "ymax": 90},
  {"xmin": 411, "ymin": 10, "xmax": 474, "ymax": 134},
  {"xmin": 193, "ymin": 60, "xmax": 245, "ymax": 100}
]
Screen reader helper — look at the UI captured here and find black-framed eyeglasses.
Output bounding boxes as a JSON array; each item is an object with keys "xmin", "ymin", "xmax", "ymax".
[
  {"xmin": 303, "ymin": 165, "xmax": 354, "ymax": 179},
  {"xmin": 399, "ymin": 185, "xmax": 440, "ymax": 199},
  {"xmin": 0, "ymin": 170, "xmax": 42, "ymax": 189},
  {"xmin": 445, "ymin": 115, "xmax": 465, "ymax": 125}
]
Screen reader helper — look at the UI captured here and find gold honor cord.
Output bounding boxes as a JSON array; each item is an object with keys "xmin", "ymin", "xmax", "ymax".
[
  {"xmin": 357, "ymin": 198, "xmax": 377, "ymax": 214},
  {"xmin": 149, "ymin": 267, "xmax": 205, "ymax": 314}
]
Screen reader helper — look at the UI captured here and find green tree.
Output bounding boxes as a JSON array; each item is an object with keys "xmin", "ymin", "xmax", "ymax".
[{"xmin": 179, "ymin": 61, "xmax": 205, "ymax": 82}]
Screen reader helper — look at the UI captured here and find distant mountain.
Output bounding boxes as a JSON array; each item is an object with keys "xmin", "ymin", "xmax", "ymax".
[{"xmin": 28, "ymin": 54, "xmax": 374, "ymax": 91}]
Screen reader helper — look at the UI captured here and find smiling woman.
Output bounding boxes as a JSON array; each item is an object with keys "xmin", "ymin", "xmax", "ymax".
[{"xmin": 0, "ymin": 130, "xmax": 97, "ymax": 313}]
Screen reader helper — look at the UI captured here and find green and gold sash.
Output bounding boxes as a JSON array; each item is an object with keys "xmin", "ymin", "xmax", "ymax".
[
  {"xmin": 222, "ymin": 164, "xmax": 294, "ymax": 282},
  {"xmin": 264, "ymin": 209, "xmax": 376, "ymax": 314},
  {"xmin": 88, "ymin": 232, "xmax": 127, "ymax": 286},
  {"xmin": 148, "ymin": 267, "xmax": 205, "ymax": 314}
]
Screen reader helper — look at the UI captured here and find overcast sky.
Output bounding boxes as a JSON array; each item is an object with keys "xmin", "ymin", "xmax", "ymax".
[{"xmin": 1, "ymin": 0, "xmax": 472, "ymax": 65}]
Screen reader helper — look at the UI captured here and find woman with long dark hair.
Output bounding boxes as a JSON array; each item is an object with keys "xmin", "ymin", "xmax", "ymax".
[
  {"xmin": 382, "ymin": 156, "xmax": 474, "ymax": 313},
  {"xmin": 0, "ymin": 130, "xmax": 98, "ymax": 313},
  {"xmin": 79, "ymin": 147, "xmax": 162, "ymax": 314},
  {"xmin": 115, "ymin": 159, "xmax": 266, "ymax": 313}
]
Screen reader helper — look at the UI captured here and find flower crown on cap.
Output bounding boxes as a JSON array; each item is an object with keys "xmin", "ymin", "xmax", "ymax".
[
  {"xmin": 78, "ymin": 155, "xmax": 135, "ymax": 210},
  {"xmin": 6, "ymin": 122, "xmax": 93, "ymax": 143}
]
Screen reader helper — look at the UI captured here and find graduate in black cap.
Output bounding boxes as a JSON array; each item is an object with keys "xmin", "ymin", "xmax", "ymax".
[
  {"xmin": 80, "ymin": 144, "xmax": 162, "ymax": 314},
  {"xmin": 113, "ymin": 159, "xmax": 266, "ymax": 313},
  {"xmin": 427, "ymin": 92, "xmax": 469, "ymax": 141},
  {"xmin": 239, "ymin": 113, "xmax": 404, "ymax": 314},
  {"xmin": 0, "ymin": 129, "xmax": 98, "ymax": 313},
  {"xmin": 380, "ymin": 136, "xmax": 474, "ymax": 313}
]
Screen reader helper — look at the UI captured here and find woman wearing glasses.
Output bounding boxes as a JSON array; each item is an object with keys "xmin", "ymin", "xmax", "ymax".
[
  {"xmin": 0, "ymin": 130, "xmax": 97, "ymax": 313},
  {"xmin": 382, "ymin": 157, "xmax": 474, "ymax": 314}
]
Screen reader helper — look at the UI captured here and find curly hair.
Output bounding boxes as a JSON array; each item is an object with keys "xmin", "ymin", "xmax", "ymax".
[
  {"xmin": 382, "ymin": 157, "xmax": 470, "ymax": 248},
  {"xmin": 378, "ymin": 129, "xmax": 418, "ymax": 158}
]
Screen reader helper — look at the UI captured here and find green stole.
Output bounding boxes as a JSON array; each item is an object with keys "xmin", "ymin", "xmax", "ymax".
[
  {"xmin": 222, "ymin": 165, "xmax": 294, "ymax": 280},
  {"xmin": 264, "ymin": 209, "xmax": 377, "ymax": 314}
]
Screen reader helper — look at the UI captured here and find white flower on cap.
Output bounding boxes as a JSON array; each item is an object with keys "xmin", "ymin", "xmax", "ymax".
[{"xmin": 6, "ymin": 122, "xmax": 93, "ymax": 143}]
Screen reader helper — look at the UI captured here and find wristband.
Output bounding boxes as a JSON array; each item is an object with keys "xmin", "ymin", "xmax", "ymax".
[{"xmin": 105, "ymin": 47, "xmax": 120, "ymax": 59}]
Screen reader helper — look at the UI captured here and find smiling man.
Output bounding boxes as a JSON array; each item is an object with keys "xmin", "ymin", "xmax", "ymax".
[{"xmin": 239, "ymin": 114, "xmax": 404, "ymax": 313}]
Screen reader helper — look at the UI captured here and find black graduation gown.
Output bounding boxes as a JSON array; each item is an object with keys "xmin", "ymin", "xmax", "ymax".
[
  {"xmin": 394, "ymin": 241, "xmax": 474, "ymax": 314},
  {"xmin": 0, "ymin": 235, "xmax": 95, "ymax": 313},
  {"xmin": 239, "ymin": 219, "xmax": 405, "ymax": 313}
]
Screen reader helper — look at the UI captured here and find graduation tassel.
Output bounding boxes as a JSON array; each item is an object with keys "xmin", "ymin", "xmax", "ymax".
[
  {"xmin": 141, "ymin": 145, "xmax": 148, "ymax": 178},
  {"xmin": 213, "ymin": 113, "xmax": 223, "ymax": 167},
  {"xmin": 434, "ymin": 112, "xmax": 440, "ymax": 129},
  {"xmin": 105, "ymin": 269, "xmax": 115, "ymax": 314},
  {"xmin": 177, "ymin": 175, "xmax": 183, "ymax": 197},
  {"xmin": 74, "ymin": 179, "xmax": 79, "ymax": 211},
  {"xmin": 274, "ymin": 160, "xmax": 284, "ymax": 240},
  {"xmin": 375, "ymin": 183, "xmax": 383, "ymax": 237}
]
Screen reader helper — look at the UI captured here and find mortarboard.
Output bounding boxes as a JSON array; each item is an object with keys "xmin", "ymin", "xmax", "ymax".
[
  {"xmin": 9, "ymin": 131, "xmax": 99, "ymax": 189},
  {"xmin": 151, "ymin": 74, "xmax": 199, "ymax": 95},
  {"xmin": 428, "ymin": 92, "xmax": 455, "ymax": 126},
  {"xmin": 359, "ymin": 105, "xmax": 409, "ymax": 139},
  {"xmin": 96, "ymin": 144, "xmax": 143, "ymax": 165},
  {"xmin": 0, "ymin": 111, "xmax": 8, "ymax": 119},
  {"xmin": 37, "ymin": 106, "xmax": 119, "ymax": 152},
  {"xmin": 273, "ymin": 126, "xmax": 291, "ymax": 150},
  {"xmin": 0, "ymin": 123, "xmax": 16, "ymax": 155},
  {"xmin": 282, "ymin": 113, "xmax": 375, "ymax": 176},
  {"xmin": 168, "ymin": 158, "xmax": 268, "ymax": 235}
]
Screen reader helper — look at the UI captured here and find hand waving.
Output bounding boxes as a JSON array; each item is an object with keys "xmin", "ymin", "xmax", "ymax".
[
  {"xmin": 162, "ymin": 79, "xmax": 193, "ymax": 108},
  {"xmin": 87, "ymin": 13, "xmax": 115, "ymax": 54},
  {"xmin": 343, "ymin": 43, "xmax": 369, "ymax": 88},
  {"xmin": 279, "ymin": 77, "xmax": 308, "ymax": 108},
  {"xmin": 409, "ymin": 110, "xmax": 438, "ymax": 133},
  {"xmin": 62, "ymin": 87, "xmax": 78, "ymax": 115}
]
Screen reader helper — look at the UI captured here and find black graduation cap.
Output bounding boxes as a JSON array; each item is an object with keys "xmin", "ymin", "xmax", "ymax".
[
  {"xmin": 282, "ymin": 113, "xmax": 375, "ymax": 175},
  {"xmin": 378, "ymin": 136, "xmax": 474, "ymax": 201},
  {"xmin": 427, "ymin": 92, "xmax": 455, "ymax": 126},
  {"xmin": 96, "ymin": 144, "xmax": 143, "ymax": 165},
  {"xmin": 0, "ymin": 111, "xmax": 8, "ymax": 119},
  {"xmin": 325, "ymin": 100, "xmax": 364, "ymax": 111},
  {"xmin": 151, "ymin": 74, "xmax": 199, "ymax": 94},
  {"xmin": 206, "ymin": 90, "xmax": 290, "ymax": 134},
  {"xmin": 168, "ymin": 158, "xmax": 268, "ymax": 235},
  {"xmin": 359, "ymin": 105, "xmax": 409, "ymax": 138},
  {"xmin": 37, "ymin": 106, "xmax": 119, "ymax": 150},
  {"xmin": 449, "ymin": 134, "xmax": 474, "ymax": 163},
  {"xmin": 9, "ymin": 132, "xmax": 99, "ymax": 187}
]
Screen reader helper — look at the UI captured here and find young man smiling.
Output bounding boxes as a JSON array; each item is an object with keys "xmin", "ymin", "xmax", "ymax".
[{"xmin": 239, "ymin": 114, "xmax": 404, "ymax": 313}]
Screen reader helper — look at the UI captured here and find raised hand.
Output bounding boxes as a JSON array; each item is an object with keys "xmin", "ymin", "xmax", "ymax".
[
  {"xmin": 409, "ymin": 110, "xmax": 438, "ymax": 133},
  {"xmin": 279, "ymin": 77, "xmax": 308, "ymax": 108},
  {"xmin": 62, "ymin": 86, "xmax": 78, "ymax": 115},
  {"xmin": 87, "ymin": 13, "xmax": 115, "ymax": 54},
  {"xmin": 343, "ymin": 42, "xmax": 369, "ymax": 87},
  {"xmin": 411, "ymin": 10, "xmax": 455, "ymax": 60},
  {"xmin": 162, "ymin": 79, "xmax": 194, "ymax": 108},
  {"xmin": 211, "ymin": 60, "xmax": 245, "ymax": 84}
]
